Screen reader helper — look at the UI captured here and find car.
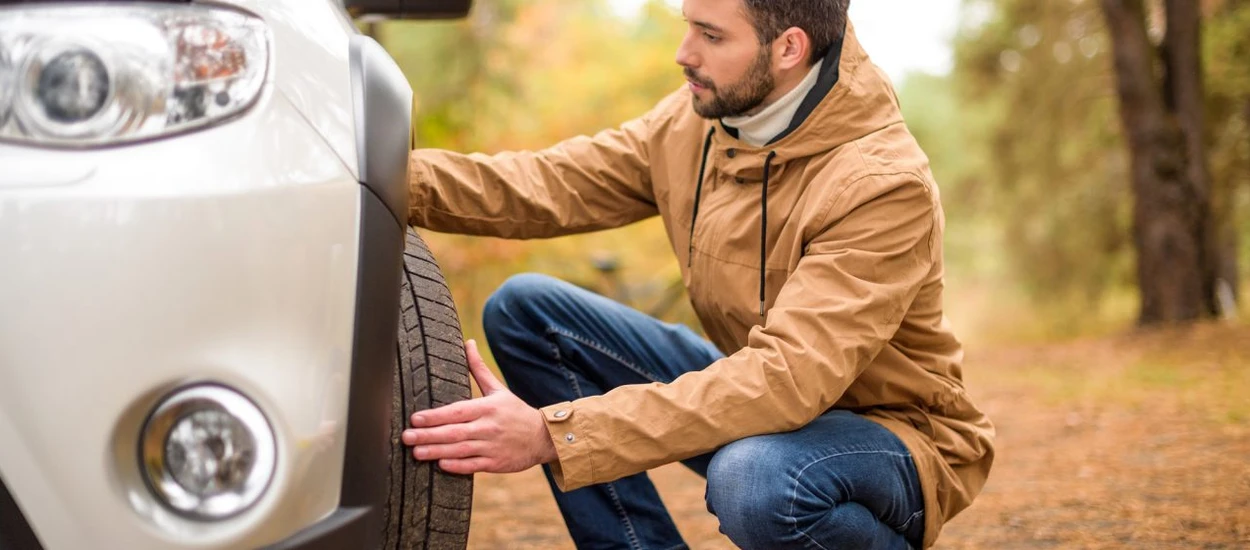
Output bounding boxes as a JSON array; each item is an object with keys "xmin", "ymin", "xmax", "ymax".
[{"xmin": 0, "ymin": 1, "xmax": 477, "ymax": 548}]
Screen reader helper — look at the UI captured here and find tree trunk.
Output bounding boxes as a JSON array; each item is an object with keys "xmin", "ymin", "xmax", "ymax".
[
  {"xmin": 1165, "ymin": 0, "xmax": 1226, "ymax": 315},
  {"xmin": 1230, "ymin": 97, "xmax": 1250, "ymax": 308},
  {"xmin": 1213, "ymin": 100, "xmax": 1247, "ymax": 316},
  {"xmin": 1101, "ymin": 0, "xmax": 1216, "ymax": 324}
]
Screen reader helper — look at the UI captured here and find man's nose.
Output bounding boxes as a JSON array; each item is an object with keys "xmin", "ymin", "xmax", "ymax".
[{"xmin": 675, "ymin": 30, "xmax": 699, "ymax": 69}]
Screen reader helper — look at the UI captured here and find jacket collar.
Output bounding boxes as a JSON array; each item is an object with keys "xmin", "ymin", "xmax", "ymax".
[{"xmin": 709, "ymin": 21, "xmax": 906, "ymax": 181}]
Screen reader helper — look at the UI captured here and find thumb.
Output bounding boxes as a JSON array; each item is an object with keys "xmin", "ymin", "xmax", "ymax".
[{"xmin": 465, "ymin": 339, "xmax": 506, "ymax": 395}]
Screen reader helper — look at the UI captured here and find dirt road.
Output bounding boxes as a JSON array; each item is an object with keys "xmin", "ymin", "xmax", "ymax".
[{"xmin": 466, "ymin": 322, "xmax": 1250, "ymax": 549}]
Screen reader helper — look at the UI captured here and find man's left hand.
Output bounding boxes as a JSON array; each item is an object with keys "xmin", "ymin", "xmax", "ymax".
[{"xmin": 401, "ymin": 340, "xmax": 558, "ymax": 475}]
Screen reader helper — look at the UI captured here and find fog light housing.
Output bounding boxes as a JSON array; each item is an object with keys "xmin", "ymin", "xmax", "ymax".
[{"xmin": 140, "ymin": 385, "xmax": 276, "ymax": 520}]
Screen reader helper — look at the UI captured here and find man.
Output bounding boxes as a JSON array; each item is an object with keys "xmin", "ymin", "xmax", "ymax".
[{"xmin": 402, "ymin": 0, "xmax": 995, "ymax": 548}]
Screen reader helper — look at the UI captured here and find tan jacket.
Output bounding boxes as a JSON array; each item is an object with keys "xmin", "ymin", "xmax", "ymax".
[{"xmin": 408, "ymin": 24, "xmax": 994, "ymax": 547}]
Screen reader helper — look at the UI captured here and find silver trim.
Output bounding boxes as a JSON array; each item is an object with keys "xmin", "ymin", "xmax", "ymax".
[
  {"xmin": 139, "ymin": 385, "xmax": 277, "ymax": 521},
  {"xmin": 348, "ymin": 37, "xmax": 366, "ymax": 182}
]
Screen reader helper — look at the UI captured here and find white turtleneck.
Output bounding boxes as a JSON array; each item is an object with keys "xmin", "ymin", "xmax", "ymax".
[{"xmin": 721, "ymin": 59, "xmax": 824, "ymax": 147}]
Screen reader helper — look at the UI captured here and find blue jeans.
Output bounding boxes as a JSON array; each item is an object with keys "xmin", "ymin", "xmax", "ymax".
[{"xmin": 482, "ymin": 273, "xmax": 926, "ymax": 550}]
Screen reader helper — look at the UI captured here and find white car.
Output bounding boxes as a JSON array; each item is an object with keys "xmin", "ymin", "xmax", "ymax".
[{"xmin": 0, "ymin": 1, "xmax": 476, "ymax": 548}]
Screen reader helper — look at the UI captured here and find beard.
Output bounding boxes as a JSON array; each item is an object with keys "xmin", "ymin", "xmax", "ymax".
[{"xmin": 686, "ymin": 46, "xmax": 777, "ymax": 119}]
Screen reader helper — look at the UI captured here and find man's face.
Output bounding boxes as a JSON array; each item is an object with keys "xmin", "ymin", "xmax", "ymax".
[{"xmin": 677, "ymin": 0, "xmax": 777, "ymax": 119}]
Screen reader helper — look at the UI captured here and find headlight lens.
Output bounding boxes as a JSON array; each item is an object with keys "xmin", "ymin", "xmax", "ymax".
[
  {"xmin": 0, "ymin": 4, "xmax": 269, "ymax": 147},
  {"xmin": 36, "ymin": 49, "xmax": 111, "ymax": 124},
  {"xmin": 140, "ymin": 385, "xmax": 276, "ymax": 520}
]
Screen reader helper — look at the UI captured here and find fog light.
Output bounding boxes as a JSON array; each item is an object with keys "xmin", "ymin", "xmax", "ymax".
[{"xmin": 140, "ymin": 385, "xmax": 276, "ymax": 520}]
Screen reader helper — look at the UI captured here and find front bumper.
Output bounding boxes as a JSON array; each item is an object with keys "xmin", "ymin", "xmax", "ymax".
[{"xmin": 0, "ymin": 89, "xmax": 365, "ymax": 549}]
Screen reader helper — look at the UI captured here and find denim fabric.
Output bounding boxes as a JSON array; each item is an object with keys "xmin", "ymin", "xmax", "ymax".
[{"xmin": 482, "ymin": 273, "xmax": 925, "ymax": 550}]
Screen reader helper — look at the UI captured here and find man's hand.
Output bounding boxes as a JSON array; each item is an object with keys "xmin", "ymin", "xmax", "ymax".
[{"xmin": 401, "ymin": 339, "xmax": 558, "ymax": 474}]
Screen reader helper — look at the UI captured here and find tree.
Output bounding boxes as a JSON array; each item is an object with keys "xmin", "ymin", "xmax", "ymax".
[
  {"xmin": 1204, "ymin": 0, "xmax": 1250, "ymax": 312},
  {"xmin": 948, "ymin": 0, "xmax": 1247, "ymax": 332},
  {"xmin": 952, "ymin": 0, "xmax": 1139, "ymax": 331},
  {"xmin": 1100, "ymin": 0, "xmax": 1226, "ymax": 323}
]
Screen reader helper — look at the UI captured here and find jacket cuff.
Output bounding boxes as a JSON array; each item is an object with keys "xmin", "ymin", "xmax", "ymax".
[
  {"xmin": 539, "ymin": 401, "xmax": 596, "ymax": 492},
  {"xmin": 406, "ymin": 151, "xmax": 432, "ymax": 225}
]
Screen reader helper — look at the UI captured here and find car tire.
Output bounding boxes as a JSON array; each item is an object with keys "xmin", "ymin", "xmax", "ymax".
[{"xmin": 383, "ymin": 228, "xmax": 474, "ymax": 549}]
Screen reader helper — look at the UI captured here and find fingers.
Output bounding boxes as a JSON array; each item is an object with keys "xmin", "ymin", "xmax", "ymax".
[
  {"xmin": 410, "ymin": 398, "xmax": 486, "ymax": 428},
  {"xmin": 402, "ymin": 421, "xmax": 494, "ymax": 446},
  {"xmin": 410, "ymin": 440, "xmax": 486, "ymax": 461},
  {"xmin": 465, "ymin": 339, "xmax": 506, "ymax": 395},
  {"xmin": 438, "ymin": 457, "xmax": 495, "ymax": 475},
  {"xmin": 401, "ymin": 339, "xmax": 526, "ymax": 476},
  {"xmin": 406, "ymin": 341, "xmax": 507, "ymax": 430}
]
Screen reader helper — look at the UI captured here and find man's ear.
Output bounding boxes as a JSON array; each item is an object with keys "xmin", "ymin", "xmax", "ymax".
[{"xmin": 774, "ymin": 27, "xmax": 811, "ymax": 71}]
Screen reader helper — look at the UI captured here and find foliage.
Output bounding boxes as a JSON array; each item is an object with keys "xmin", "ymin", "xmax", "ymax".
[
  {"xmin": 951, "ymin": 0, "xmax": 1135, "ymax": 306},
  {"xmin": 373, "ymin": 0, "xmax": 1247, "ymax": 344},
  {"xmin": 1205, "ymin": 1, "xmax": 1250, "ymax": 291},
  {"xmin": 944, "ymin": 0, "xmax": 1246, "ymax": 333},
  {"xmin": 379, "ymin": 0, "xmax": 695, "ymax": 346}
]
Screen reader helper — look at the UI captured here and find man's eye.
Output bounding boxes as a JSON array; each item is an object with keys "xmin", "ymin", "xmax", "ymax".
[{"xmin": 703, "ymin": 32, "xmax": 720, "ymax": 42}]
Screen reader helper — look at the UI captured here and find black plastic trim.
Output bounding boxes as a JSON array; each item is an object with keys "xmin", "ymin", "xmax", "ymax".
[
  {"xmin": 260, "ymin": 508, "xmax": 370, "ymax": 550},
  {"xmin": 0, "ymin": 0, "xmax": 189, "ymax": 4},
  {"xmin": 349, "ymin": 35, "xmax": 414, "ymax": 228},
  {"xmin": 344, "ymin": 0, "xmax": 471, "ymax": 19},
  {"xmin": 263, "ymin": 188, "xmax": 403, "ymax": 550},
  {"xmin": 0, "ymin": 474, "xmax": 44, "ymax": 550}
]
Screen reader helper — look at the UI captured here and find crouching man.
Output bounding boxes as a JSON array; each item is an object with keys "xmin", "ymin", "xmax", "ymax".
[{"xmin": 402, "ymin": 1, "xmax": 995, "ymax": 548}]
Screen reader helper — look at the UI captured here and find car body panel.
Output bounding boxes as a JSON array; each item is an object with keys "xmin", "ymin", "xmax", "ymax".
[
  {"xmin": 0, "ymin": 88, "xmax": 362, "ymax": 549},
  {"xmin": 0, "ymin": 0, "xmax": 443, "ymax": 547},
  {"xmin": 220, "ymin": 0, "xmax": 364, "ymax": 181}
]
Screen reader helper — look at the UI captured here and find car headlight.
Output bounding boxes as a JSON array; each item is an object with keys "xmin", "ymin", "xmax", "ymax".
[
  {"xmin": 140, "ymin": 385, "xmax": 277, "ymax": 520},
  {"xmin": 0, "ymin": 43, "xmax": 12, "ymax": 127},
  {"xmin": 0, "ymin": 4, "xmax": 268, "ymax": 147}
]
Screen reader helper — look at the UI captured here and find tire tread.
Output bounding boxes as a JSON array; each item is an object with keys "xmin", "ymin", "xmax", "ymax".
[{"xmin": 384, "ymin": 229, "xmax": 473, "ymax": 550}]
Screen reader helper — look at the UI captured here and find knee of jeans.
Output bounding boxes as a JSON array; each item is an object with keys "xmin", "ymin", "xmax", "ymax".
[
  {"xmin": 705, "ymin": 437, "xmax": 795, "ymax": 548},
  {"xmin": 482, "ymin": 273, "xmax": 562, "ymax": 338}
]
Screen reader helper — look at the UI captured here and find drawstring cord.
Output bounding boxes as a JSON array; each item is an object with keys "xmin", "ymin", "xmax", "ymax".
[
  {"xmin": 686, "ymin": 127, "xmax": 776, "ymax": 320},
  {"xmin": 760, "ymin": 151, "xmax": 777, "ymax": 317},
  {"xmin": 688, "ymin": 127, "xmax": 716, "ymax": 268}
]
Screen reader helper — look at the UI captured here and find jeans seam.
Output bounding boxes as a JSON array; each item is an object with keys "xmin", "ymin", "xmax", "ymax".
[
  {"xmin": 544, "ymin": 333, "xmax": 585, "ymax": 398},
  {"xmin": 546, "ymin": 326, "xmax": 664, "ymax": 383},
  {"xmin": 900, "ymin": 508, "xmax": 925, "ymax": 532},
  {"xmin": 787, "ymin": 450, "xmax": 915, "ymax": 546},
  {"xmin": 797, "ymin": 529, "xmax": 834, "ymax": 550},
  {"xmin": 545, "ymin": 326, "xmax": 645, "ymax": 549},
  {"xmin": 603, "ymin": 481, "xmax": 646, "ymax": 550}
]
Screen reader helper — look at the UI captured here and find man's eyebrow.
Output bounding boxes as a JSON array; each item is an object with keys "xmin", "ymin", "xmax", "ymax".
[{"xmin": 688, "ymin": 19, "xmax": 726, "ymax": 34}]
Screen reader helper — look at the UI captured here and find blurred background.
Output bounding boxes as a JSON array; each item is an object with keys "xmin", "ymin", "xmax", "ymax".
[
  {"xmin": 368, "ymin": 1, "xmax": 1249, "ymax": 547},
  {"xmin": 372, "ymin": 0, "xmax": 1248, "ymax": 348}
]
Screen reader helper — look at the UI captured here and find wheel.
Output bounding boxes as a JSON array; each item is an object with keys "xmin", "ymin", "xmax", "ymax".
[{"xmin": 383, "ymin": 228, "xmax": 474, "ymax": 549}]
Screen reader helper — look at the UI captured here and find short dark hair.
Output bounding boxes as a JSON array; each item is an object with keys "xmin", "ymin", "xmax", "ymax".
[{"xmin": 741, "ymin": 0, "xmax": 850, "ymax": 64}]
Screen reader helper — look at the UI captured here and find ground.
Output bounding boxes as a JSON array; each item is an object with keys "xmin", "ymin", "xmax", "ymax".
[{"xmin": 465, "ymin": 321, "xmax": 1250, "ymax": 549}]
